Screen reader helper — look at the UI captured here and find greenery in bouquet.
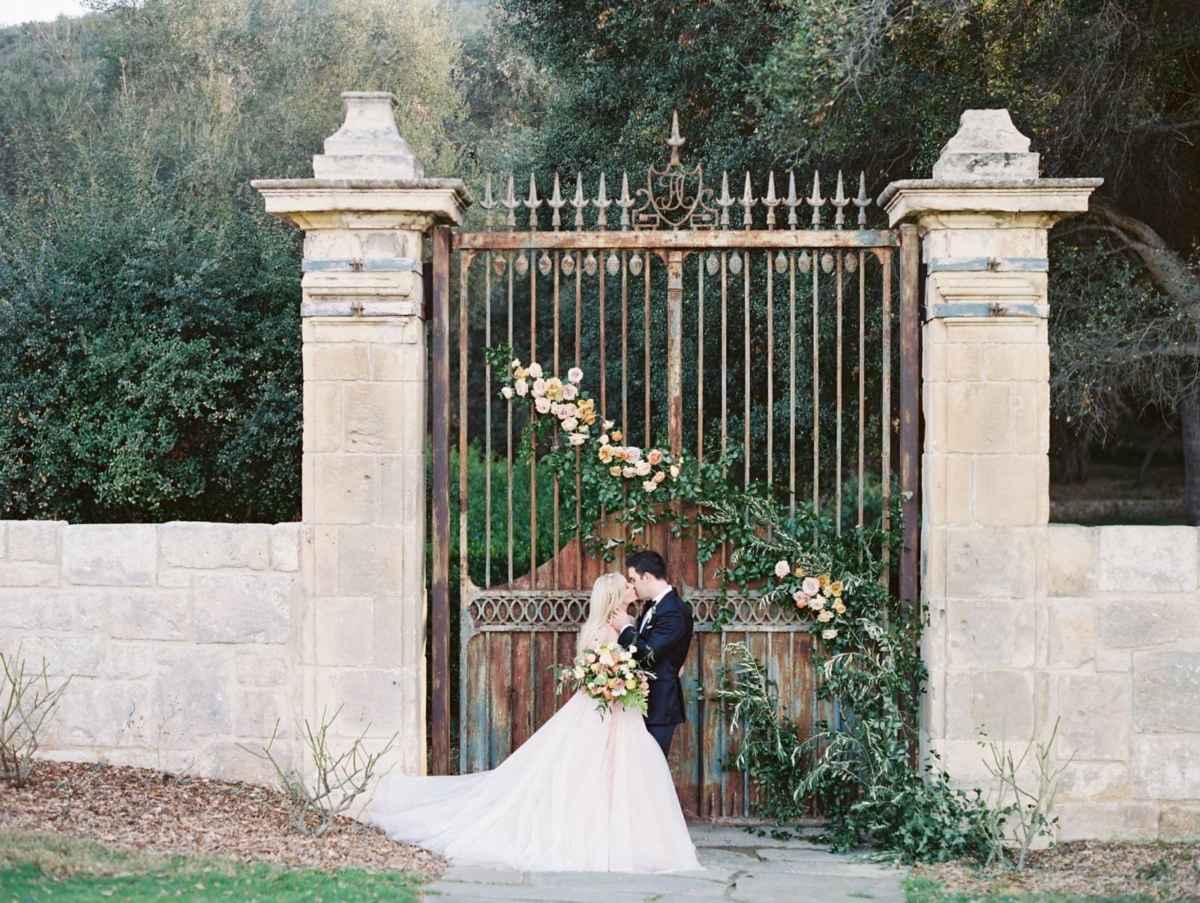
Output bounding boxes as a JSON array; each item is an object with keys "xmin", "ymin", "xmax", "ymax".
[{"xmin": 556, "ymin": 643, "xmax": 654, "ymax": 717}]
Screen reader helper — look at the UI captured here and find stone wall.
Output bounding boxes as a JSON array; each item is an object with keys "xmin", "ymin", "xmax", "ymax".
[
  {"xmin": 1043, "ymin": 524, "xmax": 1200, "ymax": 840},
  {"xmin": 0, "ymin": 520, "xmax": 303, "ymax": 782}
]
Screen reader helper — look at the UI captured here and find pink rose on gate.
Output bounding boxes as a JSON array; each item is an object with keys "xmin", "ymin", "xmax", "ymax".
[
  {"xmin": 793, "ymin": 589, "xmax": 808, "ymax": 604},
  {"xmin": 515, "ymin": 379, "xmax": 529, "ymax": 397},
  {"xmin": 557, "ymin": 403, "xmax": 577, "ymax": 419},
  {"xmin": 642, "ymin": 480, "xmax": 658, "ymax": 492},
  {"xmin": 562, "ymin": 417, "xmax": 579, "ymax": 432},
  {"xmin": 802, "ymin": 576, "xmax": 821, "ymax": 596},
  {"xmin": 808, "ymin": 596, "xmax": 825, "ymax": 611},
  {"xmin": 531, "ymin": 378, "xmax": 546, "ymax": 397},
  {"xmin": 774, "ymin": 560, "xmax": 791, "ymax": 579},
  {"xmin": 527, "ymin": 362, "xmax": 544, "ymax": 379},
  {"xmin": 568, "ymin": 367, "xmax": 584, "ymax": 384},
  {"xmin": 535, "ymin": 396, "xmax": 552, "ymax": 414},
  {"xmin": 622, "ymin": 467, "xmax": 637, "ymax": 479},
  {"xmin": 568, "ymin": 432, "xmax": 587, "ymax": 446},
  {"xmin": 561, "ymin": 383, "xmax": 578, "ymax": 400},
  {"xmin": 624, "ymin": 446, "xmax": 642, "ymax": 462},
  {"xmin": 501, "ymin": 386, "xmax": 514, "ymax": 400},
  {"xmin": 634, "ymin": 460, "xmax": 652, "ymax": 477}
]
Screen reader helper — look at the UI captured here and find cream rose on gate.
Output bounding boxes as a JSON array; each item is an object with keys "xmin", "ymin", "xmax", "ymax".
[{"xmin": 774, "ymin": 560, "xmax": 791, "ymax": 579}]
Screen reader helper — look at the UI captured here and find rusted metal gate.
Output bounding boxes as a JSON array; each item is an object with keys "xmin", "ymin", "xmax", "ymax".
[{"xmin": 429, "ymin": 116, "xmax": 920, "ymax": 820}]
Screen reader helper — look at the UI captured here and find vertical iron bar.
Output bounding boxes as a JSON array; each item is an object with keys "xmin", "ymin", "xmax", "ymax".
[
  {"xmin": 622, "ymin": 252, "xmax": 629, "ymax": 445},
  {"xmin": 696, "ymin": 252, "xmax": 705, "ymax": 588},
  {"xmin": 881, "ymin": 248, "xmax": 893, "ymax": 581},
  {"xmin": 575, "ymin": 250, "xmax": 584, "ymax": 588},
  {"xmin": 721, "ymin": 252, "xmax": 728, "ymax": 477},
  {"xmin": 507, "ymin": 252, "xmax": 515, "ymax": 586},
  {"xmin": 667, "ymin": 250, "xmax": 684, "ymax": 457},
  {"xmin": 789, "ymin": 252, "xmax": 797, "ymax": 515},
  {"xmin": 600, "ymin": 253, "xmax": 607, "ymax": 422},
  {"xmin": 899, "ymin": 225, "xmax": 921, "ymax": 606},
  {"xmin": 530, "ymin": 251, "xmax": 538, "ymax": 589},
  {"xmin": 835, "ymin": 252, "xmax": 843, "ymax": 535},
  {"xmin": 858, "ymin": 250, "xmax": 866, "ymax": 528},
  {"xmin": 485, "ymin": 253, "xmax": 493, "ymax": 586},
  {"xmin": 552, "ymin": 252, "xmax": 560, "ymax": 587},
  {"xmin": 812, "ymin": 254, "xmax": 820, "ymax": 510},
  {"xmin": 644, "ymin": 251, "xmax": 652, "ymax": 447},
  {"xmin": 429, "ymin": 224, "xmax": 452, "ymax": 776},
  {"xmin": 743, "ymin": 251, "xmax": 751, "ymax": 490},
  {"xmin": 766, "ymin": 250, "xmax": 774, "ymax": 487}
]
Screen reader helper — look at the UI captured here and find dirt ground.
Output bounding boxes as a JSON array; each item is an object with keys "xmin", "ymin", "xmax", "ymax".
[
  {"xmin": 0, "ymin": 759, "xmax": 446, "ymax": 876},
  {"xmin": 917, "ymin": 840, "xmax": 1200, "ymax": 900}
]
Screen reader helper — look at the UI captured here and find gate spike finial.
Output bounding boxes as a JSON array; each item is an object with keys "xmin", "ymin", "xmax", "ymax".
[
  {"xmin": 853, "ymin": 172, "xmax": 871, "ymax": 227},
  {"xmin": 717, "ymin": 171, "xmax": 733, "ymax": 228},
  {"xmin": 524, "ymin": 173, "xmax": 541, "ymax": 231},
  {"xmin": 549, "ymin": 172, "xmax": 564, "ymax": 231},
  {"xmin": 667, "ymin": 110, "xmax": 685, "ymax": 167},
  {"xmin": 763, "ymin": 171, "xmax": 780, "ymax": 230},
  {"xmin": 807, "ymin": 170, "xmax": 825, "ymax": 229},
  {"xmin": 571, "ymin": 172, "xmax": 588, "ymax": 230},
  {"xmin": 832, "ymin": 171, "xmax": 849, "ymax": 229},
  {"xmin": 740, "ymin": 172, "xmax": 757, "ymax": 230},
  {"xmin": 617, "ymin": 171, "xmax": 634, "ymax": 230},
  {"xmin": 480, "ymin": 173, "xmax": 497, "ymax": 228},
  {"xmin": 503, "ymin": 173, "xmax": 518, "ymax": 230},
  {"xmin": 785, "ymin": 171, "xmax": 800, "ymax": 230},
  {"xmin": 594, "ymin": 172, "xmax": 611, "ymax": 230}
]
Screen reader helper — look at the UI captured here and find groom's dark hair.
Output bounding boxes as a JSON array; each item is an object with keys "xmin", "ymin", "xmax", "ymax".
[{"xmin": 626, "ymin": 549, "xmax": 667, "ymax": 580}]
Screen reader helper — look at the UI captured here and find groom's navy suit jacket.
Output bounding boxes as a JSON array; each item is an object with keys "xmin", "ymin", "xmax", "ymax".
[{"xmin": 618, "ymin": 588, "xmax": 694, "ymax": 727}]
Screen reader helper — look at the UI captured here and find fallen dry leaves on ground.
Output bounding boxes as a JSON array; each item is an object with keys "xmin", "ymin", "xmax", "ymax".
[
  {"xmin": 0, "ymin": 759, "xmax": 446, "ymax": 876},
  {"xmin": 917, "ymin": 840, "xmax": 1200, "ymax": 900}
]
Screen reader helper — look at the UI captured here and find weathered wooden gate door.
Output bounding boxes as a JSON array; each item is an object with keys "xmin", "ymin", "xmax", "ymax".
[{"xmin": 430, "ymin": 116, "xmax": 919, "ymax": 820}]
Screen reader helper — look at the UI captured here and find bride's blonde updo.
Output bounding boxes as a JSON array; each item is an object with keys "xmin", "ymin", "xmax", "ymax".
[{"xmin": 576, "ymin": 572, "xmax": 628, "ymax": 654}]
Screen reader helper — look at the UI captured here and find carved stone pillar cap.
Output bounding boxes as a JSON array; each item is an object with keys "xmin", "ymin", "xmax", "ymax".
[
  {"xmin": 878, "ymin": 179, "xmax": 1103, "ymax": 227},
  {"xmin": 312, "ymin": 91, "xmax": 424, "ymax": 179},
  {"xmin": 932, "ymin": 109, "xmax": 1039, "ymax": 181}
]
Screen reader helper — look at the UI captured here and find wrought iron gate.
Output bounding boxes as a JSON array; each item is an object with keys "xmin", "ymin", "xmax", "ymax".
[{"xmin": 429, "ymin": 116, "xmax": 920, "ymax": 820}]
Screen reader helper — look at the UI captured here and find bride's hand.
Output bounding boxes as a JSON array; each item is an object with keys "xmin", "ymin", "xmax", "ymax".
[{"xmin": 609, "ymin": 608, "xmax": 634, "ymax": 631}]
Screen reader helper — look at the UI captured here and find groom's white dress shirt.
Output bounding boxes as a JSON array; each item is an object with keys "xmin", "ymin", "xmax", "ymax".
[{"xmin": 638, "ymin": 585, "xmax": 674, "ymax": 632}]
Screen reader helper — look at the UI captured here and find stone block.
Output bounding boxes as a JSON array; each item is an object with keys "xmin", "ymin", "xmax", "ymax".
[
  {"xmin": 944, "ymin": 527, "xmax": 1036, "ymax": 599},
  {"xmin": 302, "ymin": 342, "xmax": 371, "ymax": 381},
  {"xmin": 1131, "ymin": 735, "xmax": 1200, "ymax": 799},
  {"xmin": 198, "ymin": 738, "xmax": 296, "ymax": 784},
  {"xmin": 1097, "ymin": 526, "xmax": 1198, "ymax": 592},
  {"xmin": 306, "ymin": 525, "xmax": 339, "ymax": 596},
  {"xmin": 309, "ymin": 455, "xmax": 379, "ymax": 524},
  {"xmin": 63, "ymin": 524, "xmax": 157, "ymax": 586},
  {"xmin": 945, "ymin": 345, "xmax": 985, "ymax": 381},
  {"xmin": 303, "ymin": 318, "xmax": 419, "ymax": 346},
  {"xmin": 972, "ymin": 455, "xmax": 1046, "ymax": 526},
  {"xmin": 194, "ymin": 573, "xmax": 293, "ymax": 644},
  {"xmin": 370, "ymin": 339, "xmax": 425, "ymax": 382},
  {"xmin": 1056, "ymin": 674, "xmax": 1130, "ymax": 761},
  {"xmin": 228, "ymin": 686, "xmax": 292, "ymax": 739},
  {"xmin": 985, "ymin": 343, "xmax": 1049, "ymax": 382},
  {"xmin": 10, "ymin": 634, "xmax": 103, "ymax": 678},
  {"xmin": 1056, "ymin": 762, "xmax": 1130, "ymax": 801},
  {"xmin": 337, "ymin": 525, "xmax": 404, "ymax": 596},
  {"xmin": 312, "ymin": 666, "xmax": 407, "ymax": 740},
  {"xmin": 370, "ymin": 595, "xmax": 408, "ymax": 668},
  {"xmin": 944, "ymin": 319, "xmax": 1044, "ymax": 345},
  {"xmin": 1096, "ymin": 597, "xmax": 1200, "ymax": 650},
  {"xmin": 314, "ymin": 597, "xmax": 375, "ymax": 666},
  {"xmin": 0, "ymin": 522, "xmax": 6, "ymax": 556},
  {"xmin": 51, "ymin": 678, "xmax": 150, "ymax": 748},
  {"xmin": 946, "ymin": 598, "xmax": 1035, "ymax": 669},
  {"xmin": 1133, "ymin": 651, "xmax": 1200, "ymax": 732},
  {"xmin": 945, "ymin": 669, "xmax": 1035, "ymax": 741},
  {"xmin": 6, "ymin": 521, "xmax": 62, "ymax": 563},
  {"xmin": 160, "ymin": 523, "xmax": 269, "ymax": 570},
  {"xmin": 106, "ymin": 588, "xmax": 190, "ymax": 641},
  {"xmin": 1042, "ymin": 598, "xmax": 1094, "ymax": 668},
  {"xmin": 0, "ymin": 589, "xmax": 80, "ymax": 631},
  {"xmin": 1047, "ymin": 525, "xmax": 1097, "ymax": 596},
  {"xmin": 342, "ymin": 382, "xmax": 424, "ymax": 454},
  {"xmin": 269, "ymin": 523, "xmax": 301, "ymax": 572},
  {"xmin": 1012, "ymin": 381, "xmax": 1050, "ymax": 455},
  {"xmin": 236, "ymin": 647, "xmax": 293, "ymax": 686},
  {"xmin": 379, "ymin": 454, "xmax": 425, "ymax": 526},
  {"xmin": 1160, "ymin": 806, "xmax": 1200, "ymax": 841},
  {"xmin": 100, "ymin": 642, "xmax": 157, "ymax": 681},
  {"xmin": 1054, "ymin": 803, "xmax": 1159, "ymax": 841},
  {"xmin": 303, "ymin": 382, "xmax": 342, "ymax": 454},
  {"xmin": 0, "ymin": 561, "xmax": 59, "ymax": 587},
  {"xmin": 944, "ymin": 383, "xmax": 1012, "ymax": 453},
  {"xmin": 152, "ymin": 647, "xmax": 235, "ymax": 736}
]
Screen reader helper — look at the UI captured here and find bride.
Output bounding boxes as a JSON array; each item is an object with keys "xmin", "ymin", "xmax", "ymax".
[{"xmin": 367, "ymin": 572, "xmax": 702, "ymax": 873}]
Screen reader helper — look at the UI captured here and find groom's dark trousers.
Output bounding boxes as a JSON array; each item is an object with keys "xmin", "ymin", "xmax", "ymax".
[{"xmin": 618, "ymin": 588, "xmax": 695, "ymax": 759}]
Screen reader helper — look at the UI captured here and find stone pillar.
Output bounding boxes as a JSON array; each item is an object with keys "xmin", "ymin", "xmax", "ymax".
[
  {"xmin": 253, "ymin": 92, "xmax": 469, "ymax": 775},
  {"xmin": 879, "ymin": 110, "xmax": 1099, "ymax": 783}
]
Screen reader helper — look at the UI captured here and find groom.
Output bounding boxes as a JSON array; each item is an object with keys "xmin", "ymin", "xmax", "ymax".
[{"xmin": 609, "ymin": 550, "xmax": 694, "ymax": 757}]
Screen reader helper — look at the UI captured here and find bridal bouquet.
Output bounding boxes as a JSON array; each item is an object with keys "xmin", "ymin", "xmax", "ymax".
[{"xmin": 556, "ymin": 643, "xmax": 654, "ymax": 716}]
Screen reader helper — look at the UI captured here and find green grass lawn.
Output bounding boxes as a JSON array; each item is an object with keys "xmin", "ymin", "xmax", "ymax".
[
  {"xmin": 905, "ymin": 875, "xmax": 1183, "ymax": 903},
  {"xmin": 0, "ymin": 830, "xmax": 423, "ymax": 902}
]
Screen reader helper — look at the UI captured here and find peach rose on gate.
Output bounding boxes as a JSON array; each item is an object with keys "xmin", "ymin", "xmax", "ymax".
[
  {"xmin": 792, "ymin": 589, "xmax": 808, "ymax": 605},
  {"xmin": 653, "ymin": 471, "xmax": 665, "ymax": 483},
  {"xmin": 514, "ymin": 366, "xmax": 528, "ymax": 380},
  {"xmin": 610, "ymin": 465, "xmax": 622, "ymax": 477},
  {"xmin": 611, "ymin": 430, "xmax": 623, "ymax": 442},
  {"xmin": 622, "ymin": 467, "xmax": 637, "ymax": 479},
  {"xmin": 642, "ymin": 480, "xmax": 658, "ymax": 492},
  {"xmin": 818, "ymin": 574, "xmax": 830, "ymax": 589},
  {"xmin": 822, "ymin": 628, "xmax": 838, "ymax": 640},
  {"xmin": 830, "ymin": 581, "xmax": 843, "ymax": 596},
  {"xmin": 833, "ymin": 600, "xmax": 847, "ymax": 614},
  {"xmin": 647, "ymin": 449, "xmax": 663, "ymax": 465},
  {"xmin": 817, "ymin": 610, "xmax": 834, "ymax": 623},
  {"xmin": 598, "ymin": 445, "xmax": 614, "ymax": 463}
]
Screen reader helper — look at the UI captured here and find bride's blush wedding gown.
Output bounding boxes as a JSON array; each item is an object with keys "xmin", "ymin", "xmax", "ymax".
[{"xmin": 367, "ymin": 627, "xmax": 701, "ymax": 873}]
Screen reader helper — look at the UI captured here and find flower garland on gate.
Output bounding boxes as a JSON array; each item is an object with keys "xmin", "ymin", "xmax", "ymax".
[{"xmin": 484, "ymin": 345, "xmax": 901, "ymax": 643}]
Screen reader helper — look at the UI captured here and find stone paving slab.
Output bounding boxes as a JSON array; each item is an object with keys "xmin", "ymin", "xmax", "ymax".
[{"xmin": 420, "ymin": 826, "xmax": 907, "ymax": 903}]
